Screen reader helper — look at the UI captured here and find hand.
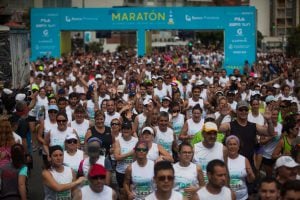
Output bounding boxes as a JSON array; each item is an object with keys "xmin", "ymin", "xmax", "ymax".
[
  {"xmin": 156, "ymin": 156, "xmax": 165, "ymax": 163},
  {"xmin": 263, "ymin": 105, "xmax": 273, "ymax": 121},
  {"xmin": 184, "ymin": 186, "xmax": 199, "ymax": 195},
  {"xmin": 76, "ymin": 176, "xmax": 86, "ymax": 185},
  {"xmin": 128, "ymin": 192, "xmax": 135, "ymax": 200}
]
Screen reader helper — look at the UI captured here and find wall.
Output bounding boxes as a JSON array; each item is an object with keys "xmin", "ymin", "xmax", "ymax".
[{"xmin": 250, "ymin": 0, "xmax": 270, "ymax": 37}]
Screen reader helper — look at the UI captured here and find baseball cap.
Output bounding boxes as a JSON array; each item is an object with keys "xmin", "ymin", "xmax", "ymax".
[
  {"xmin": 195, "ymin": 80, "xmax": 204, "ymax": 86},
  {"xmin": 58, "ymin": 88, "xmax": 65, "ymax": 95},
  {"xmin": 274, "ymin": 156, "xmax": 299, "ymax": 169},
  {"xmin": 227, "ymin": 90, "xmax": 236, "ymax": 96},
  {"xmin": 117, "ymin": 85, "xmax": 125, "ymax": 93},
  {"xmin": 65, "ymin": 133, "xmax": 77, "ymax": 141},
  {"xmin": 202, "ymin": 122, "xmax": 218, "ymax": 132},
  {"xmin": 162, "ymin": 96, "xmax": 171, "ymax": 101},
  {"xmin": 265, "ymin": 95, "xmax": 276, "ymax": 103},
  {"xmin": 205, "ymin": 114, "xmax": 216, "ymax": 121},
  {"xmin": 171, "ymin": 81, "xmax": 178, "ymax": 87},
  {"xmin": 181, "ymin": 73, "xmax": 188, "ymax": 80},
  {"xmin": 15, "ymin": 93, "xmax": 26, "ymax": 101},
  {"xmin": 3, "ymin": 88, "xmax": 13, "ymax": 95},
  {"xmin": 236, "ymin": 100, "xmax": 249, "ymax": 110},
  {"xmin": 143, "ymin": 98, "xmax": 153, "ymax": 106},
  {"xmin": 273, "ymin": 83, "xmax": 280, "ymax": 89},
  {"xmin": 142, "ymin": 127, "xmax": 154, "ymax": 135},
  {"xmin": 95, "ymin": 74, "xmax": 102, "ymax": 79},
  {"xmin": 87, "ymin": 137, "xmax": 102, "ymax": 145},
  {"xmin": 122, "ymin": 121, "xmax": 132, "ymax": 129},
  {"xmin": 88, "ymin": 164, "xmax": 106, "ymax": 177},
  {"xmin": 48, "ymin": 105, "xmax": 59, "ymax": 112},
  {"xmin": 215, "ymin": 91, "xmax": 224, "ymax": 96},
  {"xmin": 31, "ymin": 84, "xmax": 39, "ymax": 91}
]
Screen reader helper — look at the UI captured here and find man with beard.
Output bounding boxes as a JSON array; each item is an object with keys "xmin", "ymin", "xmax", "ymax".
[{"xmin": 195, "ymin": 159, "xmax": 235, "ymax": 200}]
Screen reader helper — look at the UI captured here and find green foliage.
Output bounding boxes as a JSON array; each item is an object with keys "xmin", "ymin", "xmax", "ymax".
[
  {"xmin": 196, "ymin": 31, "xmax": 223, "ymax": 49},
  {"xmin": 86, "ymin": 42, "xmax": 103, "ymax": 53},
  {"xmin": 287, "ymin": 26, "xmax": 300, "ymax": 57},
  {"xmin": 257, "ymin": 30, "xmax": 263, "ymax": 48}
]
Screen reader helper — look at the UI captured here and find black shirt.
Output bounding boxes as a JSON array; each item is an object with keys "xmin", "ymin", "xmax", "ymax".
[
  {"xmin": 90, "ymin": 126, "xmax": 113, "ymax": 156},
  {"xmin": 229, "ymin": 120, "xmax": 257, "ymax": 166}
]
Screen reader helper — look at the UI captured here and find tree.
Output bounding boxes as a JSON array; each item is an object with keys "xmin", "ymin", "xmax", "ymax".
[
  {"xmin": 86, "ymin": 42, "xmax": 103, "ymax": 53},
  {"xmin": 196, "ymin": 31, "xmax": 223, "ymax": 49},
  {"xmin": 257, "ymin": 30, "xmax": 263, "ymax": 48},
  {"xmin": 286, "ymin": 26, "xmax": 300, "ymax": 57}
]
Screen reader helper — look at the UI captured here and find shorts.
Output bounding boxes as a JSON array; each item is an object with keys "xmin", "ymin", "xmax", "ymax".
[
  {"xmin": 28, "ymin": 116, "xmax": 36, "ymax": 122},
  {"xmin": 116, "ymin": 171, "xmax": 125, "ymax": 188},
  {"xmin": 262, "ymin": 157, "xmax": 276, "ymax": 166}
]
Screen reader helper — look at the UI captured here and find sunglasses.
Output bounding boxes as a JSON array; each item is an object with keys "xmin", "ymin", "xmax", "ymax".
[
  {"xmin": 111, "ymin": 122, "xmax": 120, "ymax": 126},
  {"xmin": 90, "ymin": 175, "xmax": 106, "ymax": 180},
  {"xmin": 173, "ymin": 110, "xmax": 180, "ymax": 113},
  {"xmin": 48, "ymin": 110, "xmax": 58, "ymax": 114},
  {"xmin": 238, "ymin": 108, "xmax": 249, "ymax": 112},
  {"xmin": 57, "ymin": 119, "xmax": 67, "ymax": 123},
  {"xmin": 135, "ymin": 148, "xmax": 148, "ymax": 152},
  {"xmin": 66, "ymin": 139, "xmax": 77, "ymax": 144},
  {"xmin": 180, "ymin": 151, "xmax": 193, "ymax": 155},
  {"xmin": 157, "ymin": 175, "xmax": 174, "ymax": 182}
]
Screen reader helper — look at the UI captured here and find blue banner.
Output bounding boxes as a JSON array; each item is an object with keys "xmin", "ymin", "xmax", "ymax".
[{"xmin": 31, "ymin": 7, "xmax": 256, "ymax": 74}]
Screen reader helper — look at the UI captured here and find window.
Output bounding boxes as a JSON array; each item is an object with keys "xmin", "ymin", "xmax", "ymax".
[{"xmin": 43, "ymin": 0, "xmax": 71, "ymax": 8}]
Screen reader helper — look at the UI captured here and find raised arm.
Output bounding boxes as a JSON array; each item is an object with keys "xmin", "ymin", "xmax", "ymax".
[{"xmin": 42, "ymin": 170, "xmax": 85, "ymax": 192}]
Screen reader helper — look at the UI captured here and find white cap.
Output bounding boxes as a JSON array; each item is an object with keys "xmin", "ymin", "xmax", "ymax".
[
  {"xmin": 65, "ymin": 133, "xmax": 77, "ymax": 141},
  {"xmin": 230, "ymin": 76, "xmax": 237, "ymax": 81},
  {"xmin": 142, "ymin": 127, "xmax": 154, "ymax": 135},
  {"xmin": 195, "ymin": 80, "xmax": 204, "ymax": 86},
  {"xmin": 275, "ymin": 156, "xmax": 299, "ymax": 169},
  {"xmin": 15, "ymin": 93, "xmax": 26, "ymax": 101},
  {"xmin": 162, "ymin": 96, "xmax": 171, "ymax": 101},
  {"xmin": 3, "ymin": 88, "xmax": 13, "ymax": 95},
  {"xmin": 273, "ymin": 83, "xmax": 280, "ymax": 89},
  {"xmin": 95, "ymin": 74, "xmax": 102, "ymax": 79},
  {"xmin": 143, "ymin": 98, "xmax": 153, "ymax": 106},
  {"xmin": 202, "ymin": 122, "xmax": 218, "ymax": 132},
  {"xmin": 117, "ymin": 85, "xmax": 125, "ymax": 93}
]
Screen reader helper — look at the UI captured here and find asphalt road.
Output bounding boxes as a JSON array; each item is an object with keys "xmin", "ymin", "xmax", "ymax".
[{"xmin": 28, "ymin": 150, "xmax": 44, "ymax": 199}]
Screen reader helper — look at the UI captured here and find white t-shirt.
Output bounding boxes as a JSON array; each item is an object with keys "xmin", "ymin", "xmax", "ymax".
[
  {"xmin": 145, "ymin": 190, "xmax": 183, "ymax": 200},
  {"xmin": 104, "ymin": 111, "xmax": 120, "ymax": 127},
  {"xmin": 81, "ymin": 185, "xmax": 113, "ymax": 200}
]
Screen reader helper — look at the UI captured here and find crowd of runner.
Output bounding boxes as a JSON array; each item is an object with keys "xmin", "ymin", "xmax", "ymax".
[{"xmin": 0, "ymin": 48, "xmax": 299, "ymax": 200}]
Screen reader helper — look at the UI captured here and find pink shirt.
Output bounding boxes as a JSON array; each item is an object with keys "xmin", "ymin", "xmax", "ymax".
[{"xmin": 0, "ymin": 146, "xmax": 11, "ymax": 167}]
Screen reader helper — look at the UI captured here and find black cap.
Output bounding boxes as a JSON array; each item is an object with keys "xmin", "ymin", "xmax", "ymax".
[{"xmin": 122, "ymin": 121, "xmax": 132, "ymax": 129}]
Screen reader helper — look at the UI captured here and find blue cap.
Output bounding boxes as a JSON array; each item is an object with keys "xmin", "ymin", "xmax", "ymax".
[
  {"xmin": 87, "ymin": 137, "xmax": 102, "ymax": 146},
  {"xmin": 48, "ymin": 105, "xmax": 59, "ymax": 112}
]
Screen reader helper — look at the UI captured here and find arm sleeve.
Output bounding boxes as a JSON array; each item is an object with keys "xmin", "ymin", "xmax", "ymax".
[
  {"xmin": 104, "ymin": 157, "xmax": 112, "ymax": 171},
  {"xmin": 19, "ymin": 166, "xmax": 28, "ymax": 177}
]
